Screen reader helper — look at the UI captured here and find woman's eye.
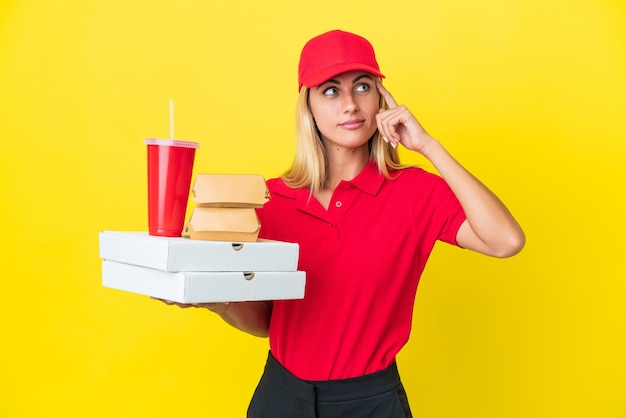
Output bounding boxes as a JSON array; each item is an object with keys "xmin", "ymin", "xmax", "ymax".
[
  {"xmin": 355, "ymin": 83, "xmax": 370, "ymax": 93},
  {"xmin": 323, "ymin": 87, "xmax": 339, "ymax": 96}
]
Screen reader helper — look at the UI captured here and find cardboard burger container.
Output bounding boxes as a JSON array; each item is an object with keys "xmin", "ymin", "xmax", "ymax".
[
  {"xmin": 191, "ymin": 174, "xmax": 269, "ymax": 207},
  {"xmin": 184, "ymin": 174, "xmax": 270, "ymax": 242}
]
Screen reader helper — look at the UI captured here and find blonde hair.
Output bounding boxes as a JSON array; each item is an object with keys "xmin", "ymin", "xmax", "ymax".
[{"xmin": 281, "ymin": 86, "xmax": 406, "ymax": 195}]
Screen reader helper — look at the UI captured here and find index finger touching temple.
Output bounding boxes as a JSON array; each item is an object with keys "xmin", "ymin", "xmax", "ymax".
[{"xmin": 377, "ymin": 79, "xmax": 398, "ymax": 108}]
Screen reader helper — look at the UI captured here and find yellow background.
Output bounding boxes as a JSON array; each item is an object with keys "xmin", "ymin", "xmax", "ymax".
[{"xmin": 1, "ymin": 0, "xmax": 624, "ymax": 416}]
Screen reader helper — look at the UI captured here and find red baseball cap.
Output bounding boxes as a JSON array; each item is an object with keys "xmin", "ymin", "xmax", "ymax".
[{"xmin": 298, "ymin": 30, "xmax": 385, "ymax": 91}]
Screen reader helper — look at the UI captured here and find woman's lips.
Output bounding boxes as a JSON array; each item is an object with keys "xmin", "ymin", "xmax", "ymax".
[{"xmin": 339, "ymin": 119, "xmax": 365, "ymax": 130}]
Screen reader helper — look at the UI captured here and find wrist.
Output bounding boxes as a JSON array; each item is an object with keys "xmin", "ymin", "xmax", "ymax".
[{"xmin": 418, "ymin": 136, "xmax": 442, "ymax": 158}]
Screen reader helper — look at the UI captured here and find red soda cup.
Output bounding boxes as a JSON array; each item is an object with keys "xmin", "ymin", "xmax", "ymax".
[{"xmin": 144, "ymin": 138, "xmax": 199, "ymax": 237}]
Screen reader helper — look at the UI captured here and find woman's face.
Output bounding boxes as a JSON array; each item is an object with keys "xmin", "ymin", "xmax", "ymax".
[{"xmin": 308, "ymin": 71, "xmax": 380, "ymax": 151}]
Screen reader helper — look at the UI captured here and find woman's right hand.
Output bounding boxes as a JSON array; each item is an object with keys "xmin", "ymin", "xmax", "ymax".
[
  {"xmin": 152, "ymin": 298, "xmax": 272, "ymax": 337},
  {"xmin": 152, "ymin": 297, "xmax": 231, "ymax": 315}
]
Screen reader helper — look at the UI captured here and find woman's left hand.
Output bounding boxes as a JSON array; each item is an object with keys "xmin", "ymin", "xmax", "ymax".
[{"xmin": 376, "ymin": 80, "xmax": 434, "ymax": 154}]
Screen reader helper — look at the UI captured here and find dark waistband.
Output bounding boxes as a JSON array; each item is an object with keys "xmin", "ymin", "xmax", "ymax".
[{"xmin": 262, "ymin": 351, "xmax": 401, "ymax": 403}]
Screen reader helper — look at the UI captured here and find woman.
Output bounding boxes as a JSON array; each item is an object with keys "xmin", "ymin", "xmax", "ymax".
[{"xmin": 167, "ymin": 30, "xmax": 525, "ymax": 417}]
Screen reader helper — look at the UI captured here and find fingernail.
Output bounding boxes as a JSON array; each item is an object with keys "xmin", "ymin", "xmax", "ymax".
[
  {"xmin": 391, "ymin": 141, "xmax": 398, "ymax": 149},
  {"xmin": 382, "ymin": 136, "xmax": 388, "ymax": 143}
]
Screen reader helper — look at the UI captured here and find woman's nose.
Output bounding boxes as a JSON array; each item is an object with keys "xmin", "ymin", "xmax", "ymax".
[{"xmin": 342, "ymin": 93, "xmax": 359, "ymax": 112}]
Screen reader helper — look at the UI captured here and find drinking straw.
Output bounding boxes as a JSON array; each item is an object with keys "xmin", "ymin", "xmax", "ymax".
[{"xmin": 169, "ymin": 99, "xmax": 175, "ymax": 139}]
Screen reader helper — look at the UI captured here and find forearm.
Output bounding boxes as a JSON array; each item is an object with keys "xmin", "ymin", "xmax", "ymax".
[
  {"xmin": 217, "ymin": 301, "xmax": 272, "ymax": 338},
  {"xmin": 420, "ymin": 138, "xmax": 525, "ymax": 257},
  {"xmin": 374, "ymin": 81, "xmax": 524, "ymax": 256}
]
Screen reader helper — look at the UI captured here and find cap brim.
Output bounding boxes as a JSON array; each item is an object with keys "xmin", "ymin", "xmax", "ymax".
[{"xmin": 301, "ymin": 63, "xmax": 385, "ymax": 89}]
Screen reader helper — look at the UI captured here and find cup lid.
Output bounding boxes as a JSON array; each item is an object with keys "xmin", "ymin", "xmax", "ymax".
[{"xmin": 143, "ymin": 138, "xmax": 200, "ymax": 149}]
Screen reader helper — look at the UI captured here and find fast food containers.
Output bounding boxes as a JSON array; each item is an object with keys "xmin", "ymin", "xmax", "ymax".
[{"xmin": 99, "ymin": 175, "xmax": 305, "ymax": 303}]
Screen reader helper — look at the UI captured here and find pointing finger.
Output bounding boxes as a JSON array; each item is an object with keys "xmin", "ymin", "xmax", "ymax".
[{"xmin": 377, "ymin": 79, "xmax": 398, "ymax": 108}]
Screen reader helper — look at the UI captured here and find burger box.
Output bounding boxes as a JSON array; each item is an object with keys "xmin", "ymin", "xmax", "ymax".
[
  {"xmin": 184, "ymin": 207, "xmax": 260, "ymax": 242},
  {"xmin": 192, "ymin": 174, "xmax": 269, "ymax": 207},
  {"xmin": 98, "ymin": 231, "xmax": 299, "ymax": 272},
  {"xmin": 185, "ymin": 174, "xmax": 269, "ymax": 242},
  {"xmin": 102, "ymin": 260, "xmax": 306, "ymax": 303}
]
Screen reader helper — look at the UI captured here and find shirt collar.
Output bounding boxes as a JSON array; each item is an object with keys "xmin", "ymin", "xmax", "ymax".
[
  {"xmin": 348, "ymin": 159, "xmax": 385, "ymax": 196},
  {"xmin": 271, "ymin": 159, "xmax": 386, "ymax": 200}
]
